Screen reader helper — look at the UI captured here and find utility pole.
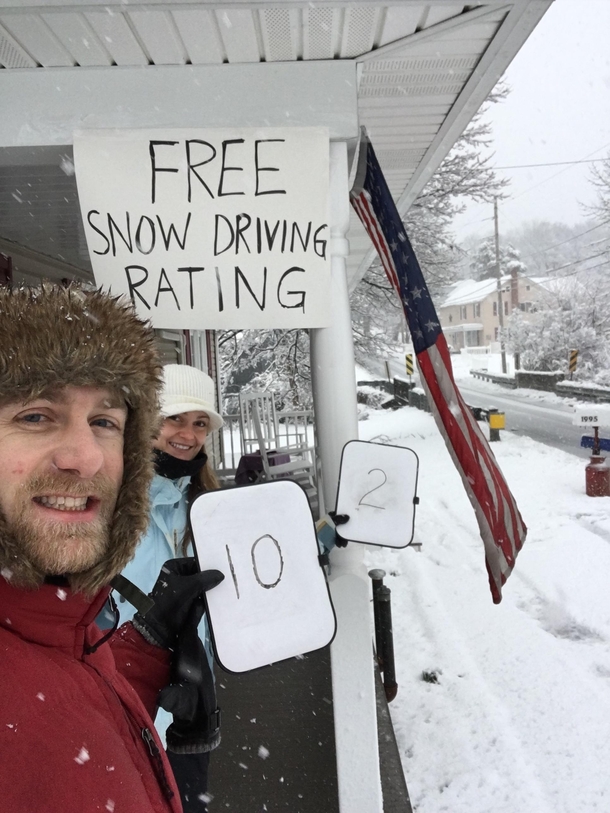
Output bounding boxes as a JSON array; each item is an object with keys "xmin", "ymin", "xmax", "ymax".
[{"xmin": 494, "ymin": 197, "xmax": 507, "ymax": 374}]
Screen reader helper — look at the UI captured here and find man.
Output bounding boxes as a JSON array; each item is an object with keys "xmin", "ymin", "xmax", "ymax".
[{"xmin": 0, "ymin": 284, "xmax": 221, "ymax": 813}]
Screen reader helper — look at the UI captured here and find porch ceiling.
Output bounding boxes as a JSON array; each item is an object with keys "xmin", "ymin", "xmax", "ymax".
[{"xmin": 0, "ymin": 1, "xmax": 552, "ymax": 288}]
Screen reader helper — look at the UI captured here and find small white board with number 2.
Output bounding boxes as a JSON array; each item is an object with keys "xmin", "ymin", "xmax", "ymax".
[
  {"xmin": 334, "ymin": 440, "xmax": 419, "ymax": 548},
  {"xmin": 190, "ymin": 479, "xmax": 336, "ymax": 673}
]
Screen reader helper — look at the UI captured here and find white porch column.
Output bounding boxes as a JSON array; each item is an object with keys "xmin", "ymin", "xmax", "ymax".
[{"xmin": 310, "ymin": 142, "xmax": 383, "ymax": 813}]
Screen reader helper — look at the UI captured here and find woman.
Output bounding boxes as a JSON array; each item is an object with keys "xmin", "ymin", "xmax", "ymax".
[{"xmin": 119, "ymin": 363, "xmax": 224, "ymax": 812}]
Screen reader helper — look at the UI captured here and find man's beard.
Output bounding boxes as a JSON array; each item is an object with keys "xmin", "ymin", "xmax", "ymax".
[{"xmin": 9, "ymin": 472, "xmax": 119, "ymax": 576}]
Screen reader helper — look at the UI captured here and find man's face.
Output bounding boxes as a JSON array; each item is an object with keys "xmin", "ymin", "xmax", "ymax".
[{"xmin": 0, "ymin": 386, "xmax": 127, "ymax": 576}]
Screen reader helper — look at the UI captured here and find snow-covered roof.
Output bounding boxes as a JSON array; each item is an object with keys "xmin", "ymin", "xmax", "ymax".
[{"xmin": 440, "ymin": 276, "xmax": 512, "ymax": 308}]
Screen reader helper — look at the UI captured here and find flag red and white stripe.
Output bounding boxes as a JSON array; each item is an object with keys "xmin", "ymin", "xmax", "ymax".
[{"xmin": 350, "ymin": 133, "xmax": 526, "ymax": 603}]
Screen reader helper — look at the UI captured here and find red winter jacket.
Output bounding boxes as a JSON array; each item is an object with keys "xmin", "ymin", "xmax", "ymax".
[{"xmin": 0, "ymin": 576, "xmax": 183, "ymax": 813}]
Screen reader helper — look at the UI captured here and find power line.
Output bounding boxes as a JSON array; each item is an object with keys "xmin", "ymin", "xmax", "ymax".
[
  {"xmin": 511, "ymin": 219, "xmax": 610, "ymax": 262},
  {"xmin": 536, "ymin": 249, "xmax": 609, "ymax": 277},
  {"xmin": 495, "ymin": 158, "xmax": 606, "ymax": 169},
  {"xmin": 545, "ymin": 259, "xmax": 609, "ymax": 281},
  {"xmin": 453, "ymin": 142, "xmax": 610, "ymax": 235},
  {"xmin": 507, "ymin": 140, "xmax": 610, "ymax": 203}
]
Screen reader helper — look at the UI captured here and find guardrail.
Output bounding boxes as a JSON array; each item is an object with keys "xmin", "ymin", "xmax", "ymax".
[
  {"xmin": 556, "ymin": 382, "xmax": 610, "ymax": 403},
  {"xmin": 469, "ymin": 369, "xmax": 610, "ymax": 402},
  {"xmin": 359, "ymin": 377, "xmax": 504, "ymax": 440},
  {"xmin": 470, "ymin": 370, "xmax": 517, "ymax": 389}
]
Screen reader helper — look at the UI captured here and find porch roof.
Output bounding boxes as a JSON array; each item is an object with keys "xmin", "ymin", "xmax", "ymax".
[
  {"xmin": 0, "ymin": 1, "xmax": 553, "ymax": 288},
  {"xmin": 444, "ymin": 322, "xmax": 483, "ymax": 332}
]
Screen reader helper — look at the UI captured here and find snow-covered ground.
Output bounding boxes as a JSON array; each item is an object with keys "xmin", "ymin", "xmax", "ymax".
[{"xmin": 358, "ymin": 398, "xmax": 610, "ymax": 813}]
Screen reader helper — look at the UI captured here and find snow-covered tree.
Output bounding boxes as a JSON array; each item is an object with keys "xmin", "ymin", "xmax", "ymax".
[
  {"xmin": 218, "ymin": 328, "xmax": 311, "ymax": 412},
  {"xmin": 505, "ymin": 220, "xmax": 594, "ymax": 277},
  {"xmin": 507, "ymin": 275, "xmax": 610, "ymax": 382},
  {"xmin": 468, "ymin": 237, "xmax": 526, "ymax": 281}
]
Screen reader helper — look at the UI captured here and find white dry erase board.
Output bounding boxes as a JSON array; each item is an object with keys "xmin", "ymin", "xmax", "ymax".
[
  {"xmin": 73, "ymin": 127, "xmax": 330, "ymax": 330},
  {"xmin": 334, "ymin": 440, "xmax": 419, "ymax": 548},
  {"xmin": 190, "ymin": 479, "xmax": 336, "ymax": 673}
]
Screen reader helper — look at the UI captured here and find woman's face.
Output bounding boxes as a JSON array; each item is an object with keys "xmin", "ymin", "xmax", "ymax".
[{"xmin": 153, "ymin": 411, "xmax": 210, "ymax": 461}]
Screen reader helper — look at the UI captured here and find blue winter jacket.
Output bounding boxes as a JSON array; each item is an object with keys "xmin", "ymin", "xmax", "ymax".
[{"xmin": 118, "ymin": 472, "xmax": 213, "ymax": 741}]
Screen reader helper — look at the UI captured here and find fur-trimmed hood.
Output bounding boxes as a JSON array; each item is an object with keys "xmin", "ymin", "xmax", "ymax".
[{"xmin": 0, "ymin": 284, "xmax": 162, "ymax": 596}]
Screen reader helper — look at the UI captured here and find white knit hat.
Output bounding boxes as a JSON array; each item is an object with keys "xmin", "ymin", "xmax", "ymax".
[{"xmin": 159, "ymin": 364, "xmax": 224, "ymax": 432}]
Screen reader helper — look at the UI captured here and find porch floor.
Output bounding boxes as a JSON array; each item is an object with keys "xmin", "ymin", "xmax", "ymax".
[{"xmin": 208, "ymin": 646, "xmax": 412, "ymax": 812}]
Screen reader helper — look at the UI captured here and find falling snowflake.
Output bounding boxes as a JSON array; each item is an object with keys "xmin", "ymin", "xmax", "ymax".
[
  {"xmin": 36, "ymin": 693, "xmax": 45, "ymax": 701},
  {"xmin": 105, "ymin": 801, "xmax": 115, "ymax": 812},
  {"xmin": 59, "ymin": 155, "xmax": 75, "ymax": 176},
  {"xmin": 258, "ymin": 746, "xmax": 270, "ymax": 760},
  {"xmin": 74, "ymin": 746, "xmax": 90, "ymax": 765},
  {"xmin": 56, "ymin": 588, "xmax": 67, "ymax": 601}
]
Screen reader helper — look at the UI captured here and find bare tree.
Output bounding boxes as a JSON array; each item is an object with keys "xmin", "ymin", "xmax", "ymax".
[{"xmin": 586, "ymin": 153, "xmax": 610, "ymax": 222}]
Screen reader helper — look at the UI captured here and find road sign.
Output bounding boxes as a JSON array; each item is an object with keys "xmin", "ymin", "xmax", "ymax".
[
  {"xmin": 569, "ymin": 349, "xmax": 578, "ymax": 374},
  {"xmin": 581, "ymin": 435, "xmax": 610, "ymax": 452},
  {"xmin": 405, "ymin": 353, "xmax": 414, "ymax": 376},
  {"xmin": 572, "ymin": 407, "xmax": 610, "ymax": 427}
]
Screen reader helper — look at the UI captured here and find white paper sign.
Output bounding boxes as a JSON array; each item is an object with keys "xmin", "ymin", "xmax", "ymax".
[
  {"xmin": 334, "ymin": 440, "xmax": 419, "ymax": 548},
  {"xmin": 573, "ymin": 406, "xmax": 610, "ymax": 427},
  {"xmin": 190, "ymin": 480, "xmax": 336, "ymax": 673},
  {"xmin": 73, "ymin": 127, "xmax": 330, "ymax": 329}
]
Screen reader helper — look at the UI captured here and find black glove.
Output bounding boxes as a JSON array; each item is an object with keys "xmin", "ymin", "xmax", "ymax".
[
  {"xmin": 158, "ymin": 600, "xmax": 221, "ymax": 754},
  {"xmin": 132, "ymin": 558, "xmax": 224, "ymax": 650},
  {"xmin": 328, "ymin": 511, "xmax": 350, "ymax": 548}
]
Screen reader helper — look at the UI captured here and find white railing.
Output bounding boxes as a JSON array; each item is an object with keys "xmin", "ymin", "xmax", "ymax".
[
  {"xmin": 276, "ymin": 410, "xmax": 316, "ymax": 453},
  {"xmin": 460, "ymin": 346, "xmax": 491, "ymax": 355},
  {"xmin": 218, "ymin": 412, "xmax": 242, "ymax": 472},
  {"xmin": 215, "ymin": 409, "xmax": 317, "ymax": 482}
]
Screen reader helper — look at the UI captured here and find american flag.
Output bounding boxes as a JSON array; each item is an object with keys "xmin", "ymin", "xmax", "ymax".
[{"xmin": 350, "ymin": 134, "xmax": 526, "ymax": 603}]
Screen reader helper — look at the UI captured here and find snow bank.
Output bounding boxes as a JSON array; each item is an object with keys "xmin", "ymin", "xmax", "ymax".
[{"xmin": 359, "ymin": 404, "xmax": 610, "ymax": 813}]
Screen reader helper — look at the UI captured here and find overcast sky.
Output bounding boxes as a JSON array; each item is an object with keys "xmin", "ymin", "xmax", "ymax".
[{"xmin": 452, "ymin": 0, "xmax": 610, "ymax": 241}]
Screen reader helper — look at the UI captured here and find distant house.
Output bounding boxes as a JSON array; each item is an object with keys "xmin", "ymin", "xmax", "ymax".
[{"xmin": 439, "ymin": 274, "xmax": 544, "ymax": 350}]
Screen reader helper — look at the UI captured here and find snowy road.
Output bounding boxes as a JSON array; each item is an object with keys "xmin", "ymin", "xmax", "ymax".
[
  {"xmin": 362, "ymin": 355, "xmax": 594, "ymax": 458},
  {"xmin": 456, "ymin": 380, "xmax": 589, "ymax": 459},
  {"xmin": 357, "ymin": 405, "xmax": 610, "ymax": 813}
]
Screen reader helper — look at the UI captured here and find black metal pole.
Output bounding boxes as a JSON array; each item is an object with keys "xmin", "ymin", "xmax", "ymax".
[
  {"xmin": 368, "ymin": 568, "xmax": 398, "ymax": 702},
  {"xmin": 368, "ymin": 568, "xmax": 386, "ymax": 669},
  {"xmin": 377, "ymin": 586, "xmax": 398, "ymax": 702}
]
